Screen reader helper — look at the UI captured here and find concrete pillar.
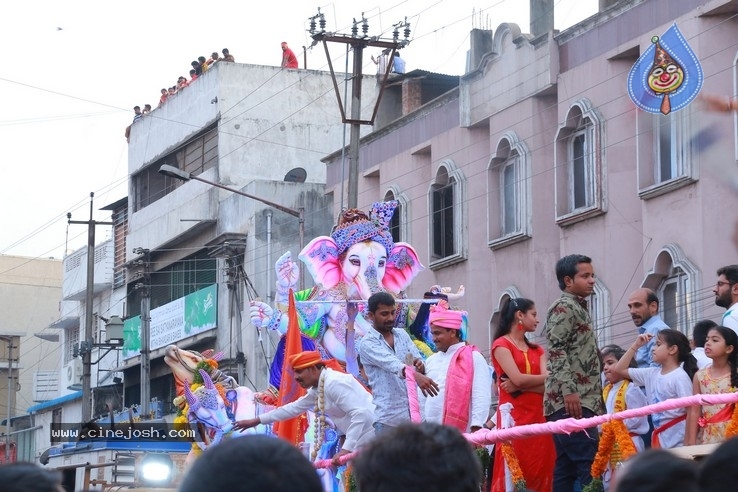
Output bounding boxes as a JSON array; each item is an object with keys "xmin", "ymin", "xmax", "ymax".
[
  {"xmin": 467, "ymin": 29, "xmax": 493, "ymax": 73},
  {"xmin": 530, "ymin": 0, "xmax": 554, "ymax": 37},
  {"xmin": 402, "ymin": 78, "xmax": 423, "ymax": 116}
]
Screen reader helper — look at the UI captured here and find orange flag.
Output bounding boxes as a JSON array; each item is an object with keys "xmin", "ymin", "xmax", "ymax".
[{"xmin": 273, "ymin": 289, "xmax": 308, "ymax": 445}]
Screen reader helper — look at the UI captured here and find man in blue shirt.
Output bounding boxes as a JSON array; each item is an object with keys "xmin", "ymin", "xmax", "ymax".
[
  {"xmin": 628, "ymin": 288, "xmax": 669, "ymax": 367},
  {"xmin": 359, "ymin": 292, "xmax": 438, "ymax": 435},
  {"xmin": 391, "ymin": 53, "xmax": 406, "ymax": 74}
]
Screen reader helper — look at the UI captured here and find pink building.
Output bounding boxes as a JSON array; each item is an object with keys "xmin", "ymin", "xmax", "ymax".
[{"xmin": 324, "ymin": 0, "xmax": 738, "ymax": 357}]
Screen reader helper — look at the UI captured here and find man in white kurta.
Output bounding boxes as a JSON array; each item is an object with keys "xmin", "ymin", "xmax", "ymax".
[
  {"xmin": 234, "ymin": 351, "xmax": 375, "ymax": 464},
  {"xmin": 423, "ymin": 301, "xmax": 491, "ymax": 432}
]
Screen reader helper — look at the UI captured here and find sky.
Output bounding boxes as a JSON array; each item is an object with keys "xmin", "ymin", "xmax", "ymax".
[{"xmin": 0, "ymin": 0, "xmax": 597, "ymax": 259}]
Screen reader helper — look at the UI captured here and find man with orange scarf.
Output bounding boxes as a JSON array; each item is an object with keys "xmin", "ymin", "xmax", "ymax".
[
  {"xmin": 234, "ymin": 350, "xmax": 375, "ymax": 465},
  {"xmin": 423, "ymin": 300, "xmax": 491, "ymax": 432}
]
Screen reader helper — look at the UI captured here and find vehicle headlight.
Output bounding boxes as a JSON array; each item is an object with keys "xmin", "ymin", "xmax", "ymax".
[{"xmin": 140, "ymin": 453, "xmax": 174, "ymax": 486}]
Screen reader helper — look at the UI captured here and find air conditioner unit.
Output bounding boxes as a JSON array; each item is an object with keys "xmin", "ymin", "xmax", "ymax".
[{"xmin": 63, "ymin": 359, "xmax": 83, "ymax": 390}]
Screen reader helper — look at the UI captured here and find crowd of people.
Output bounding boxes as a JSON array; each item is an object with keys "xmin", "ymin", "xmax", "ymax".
[
  {"xmin": 229, "ymin": 258, "xmax": 738, "ymax": 492},
  {"xmin": 124, "ymin": 48, "xmax": 235, "ymax": 142},
  {"xmin": 6, "ymin": 259, "xmax": 738, "ymax": 490},
  {"xmin": 158, "ymin": 48, "xmax": 235, "ymax": 107},
  {"xmin": 486, "ymin": 256, "xmax": 738, "ymax": 491}
]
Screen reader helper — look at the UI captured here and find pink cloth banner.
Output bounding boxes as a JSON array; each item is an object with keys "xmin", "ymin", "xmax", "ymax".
[
  {"xmin": 465, "ymin": 392, "xmax": 738, "ymax": 446},
  {"xmin": 313, "ymin": 389, "xmax": 738, "ymax": 469}
]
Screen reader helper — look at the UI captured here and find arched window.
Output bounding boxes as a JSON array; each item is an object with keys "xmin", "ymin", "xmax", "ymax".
[
  {"xmin": 428, "ymin": 160, "xmax": 467, "ymax": 269},
  {"xmin": 487, "ymin": 132, "xmax": 531, "ymax": 248},
  {"xmin": 636, "ymin": 106, "xmax": 697, "ymax": 199},
  {"xmin": 383, "ymin": 187, "xmax": 410, "ymax": 244},
  {"xmin": 642, "ymin": 244, "xmax": 701, "ymax": 334},
  {"xmin": 489, "ymin": 286, "xmax": 546, "ymax": 350},
  {"xmin": 554, "ymin": 99, "xmax": 606, "ymax": 225},
  {"xmin": 588, "ymin": 279, "xmax": 611, "ymax": 347}
]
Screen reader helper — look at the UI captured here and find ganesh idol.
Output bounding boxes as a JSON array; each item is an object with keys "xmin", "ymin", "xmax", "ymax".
[{"xmin": 250, "ymin": 200, "xmax": 462, "ymax": 391}]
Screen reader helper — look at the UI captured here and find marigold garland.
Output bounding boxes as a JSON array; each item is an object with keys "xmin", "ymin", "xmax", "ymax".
[
  {"xmin": 583, "ymin": 420, "xmax": 636, "ymax": 492},
  {"xmin": 500, "ymin": 442, "xmax": 527, "ymax": 491}
]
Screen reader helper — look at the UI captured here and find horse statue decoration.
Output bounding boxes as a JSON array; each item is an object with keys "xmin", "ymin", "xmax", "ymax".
[{"xmin": 165, "ymin": 345, "xmax": 272, "ymax": 465}]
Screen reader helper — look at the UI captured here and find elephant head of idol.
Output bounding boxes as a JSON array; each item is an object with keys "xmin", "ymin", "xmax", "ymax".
[{"xmin": 299, "ymin": 200, "xmax": 424, "ymax": 301}]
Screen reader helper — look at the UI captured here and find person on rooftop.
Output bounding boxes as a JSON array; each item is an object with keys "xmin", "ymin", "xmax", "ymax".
[
  {"xmin": 199, "ymin": 56, "xmax": 210, "ymax": 73},
  {"xmin": 281, "ymin": 42, "xmax": 298, "ymax": 69},
  {"xmin": 222, "ymin": 48, "xmax": 235, "ymax": 62}
]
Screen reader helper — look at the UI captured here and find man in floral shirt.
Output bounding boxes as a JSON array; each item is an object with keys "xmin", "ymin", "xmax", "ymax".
[{"xmin": 544, "ymin": 254, "xmax": 605, "ymax": 492}]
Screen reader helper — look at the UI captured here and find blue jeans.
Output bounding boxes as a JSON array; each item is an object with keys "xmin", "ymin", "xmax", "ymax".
[
  {"xmin": 373, "ymin": 422, "xmax": 395, "ymax": 436},
  {"xmin": 547, "ymin": 408, "xmax": 599, "ymax": 492}
]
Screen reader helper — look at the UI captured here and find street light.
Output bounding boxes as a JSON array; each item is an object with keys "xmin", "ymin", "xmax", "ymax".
[{"xmin": 158, "ymin": 164, "xmax": 306, "ymax": 289}]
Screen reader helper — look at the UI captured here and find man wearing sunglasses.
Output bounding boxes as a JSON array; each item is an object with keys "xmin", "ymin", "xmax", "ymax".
[{"xmin": 715, "ymin": 265, "xmax": 738, "ymax": 334}]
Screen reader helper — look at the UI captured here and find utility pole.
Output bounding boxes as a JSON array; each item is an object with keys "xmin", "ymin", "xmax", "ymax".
[
  {"xmin": 308, "ymin": 10, "xmax": 411, "ymax": 208},
  {"xmin": 68, "ymin": 193, "xmax": 113, "ymax": 423},
  {"xmin": 132, "ymin": 248, "xmax": 151, "ymax": 418},
  {"xmin": 223, "ymin": 251, "xmax": 246, "ymax": 386},
  {"xmin": 1, "ymin": 336, "xmax": 15, "ymax": 463}
]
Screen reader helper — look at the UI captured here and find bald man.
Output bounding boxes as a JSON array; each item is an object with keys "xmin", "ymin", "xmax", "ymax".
[{"xmin": 627, "ymin": 288, "xmax": 670, "ymax": 367}]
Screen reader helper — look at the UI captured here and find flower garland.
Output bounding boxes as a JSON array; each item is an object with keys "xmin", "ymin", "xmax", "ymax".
[
  {"xmin": 311, "ymin": 369, "xmax": 327, "ymax": 461},
  {"xmin": 583, "ymin": 382, "xmax": 637, "ymax": 492},
  {"xmin": 500, "ymin": 442, "xmax": 527, "ymax": 491}
]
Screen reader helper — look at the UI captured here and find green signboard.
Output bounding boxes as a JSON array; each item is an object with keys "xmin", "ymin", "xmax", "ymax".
[{"xmin": 123, "ymin": 284, "xmax": 217, "ymax": 359}]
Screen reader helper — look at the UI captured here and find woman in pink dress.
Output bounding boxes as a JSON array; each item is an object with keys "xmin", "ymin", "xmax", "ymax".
[{"xmin": 491, "ymin": 297, "xmax": 555, "ymax": 492}]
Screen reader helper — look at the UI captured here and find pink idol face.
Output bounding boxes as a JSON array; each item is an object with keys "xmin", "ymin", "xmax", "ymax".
[{"xmin": 341, "ymin": 241, "xmax": 387, "ymax": 299}]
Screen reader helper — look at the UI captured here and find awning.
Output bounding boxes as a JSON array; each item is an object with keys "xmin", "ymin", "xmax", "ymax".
[
  {"xmin": 27, "ymin": 391, "xmax": 82, "ymax": 414},
  {"xmin": 48, "ymin": 317, "xmax": 80, "ymax": 330}
]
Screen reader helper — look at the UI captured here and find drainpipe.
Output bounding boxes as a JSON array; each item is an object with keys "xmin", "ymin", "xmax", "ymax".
[{"xmin": 265, "ymin": 211, "xmax": 273, "ymax": 382}]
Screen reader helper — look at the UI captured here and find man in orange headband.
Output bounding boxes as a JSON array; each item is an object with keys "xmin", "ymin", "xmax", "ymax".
[
  {"xmin": 423, "ymin": 301, "xmax": 491, "ymax": 433},
  {"xmin": 233, "ymin": 350, "xmax": 374, "ymax": 465}
]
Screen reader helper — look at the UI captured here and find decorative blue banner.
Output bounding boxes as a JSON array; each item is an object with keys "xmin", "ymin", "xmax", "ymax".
[{"xmin": 627, "ymin": 23, "xmax": 703, "ymax": 114}]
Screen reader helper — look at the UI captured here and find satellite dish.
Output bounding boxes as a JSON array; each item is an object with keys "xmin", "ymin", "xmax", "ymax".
[{"xmin": 284, "ymin": 167, "xmax": 307, "ymax": 183}]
